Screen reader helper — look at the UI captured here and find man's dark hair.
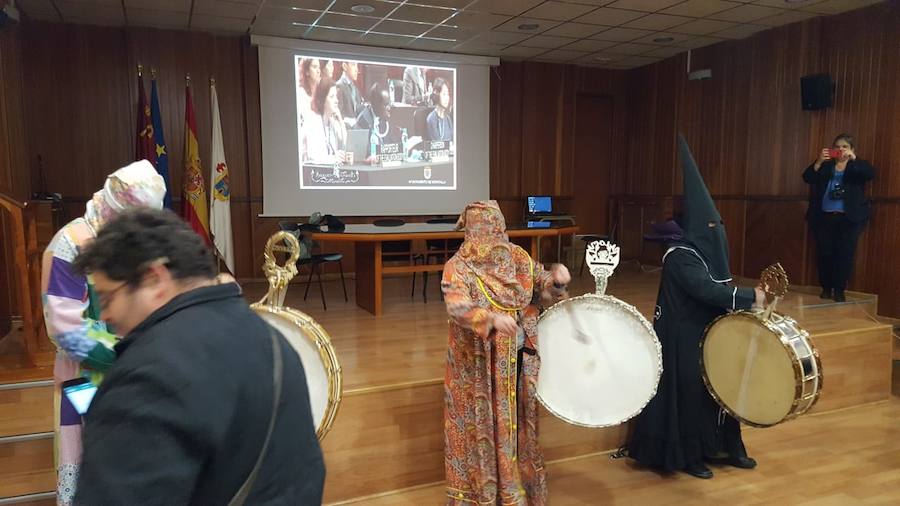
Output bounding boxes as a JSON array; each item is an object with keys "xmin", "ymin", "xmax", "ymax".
[{"xmin": 73, "ymin": 209, "xmax": 217, "ymax": 286}]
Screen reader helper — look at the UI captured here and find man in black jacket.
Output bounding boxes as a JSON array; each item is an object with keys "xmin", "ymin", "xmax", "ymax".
[
  {"xmin": 803, "ymin": 133, "xmax": 875, "ymax": 302},
  {"xmin": 72, "ymin": 209, "xmax": 324, "ymax": 505}
]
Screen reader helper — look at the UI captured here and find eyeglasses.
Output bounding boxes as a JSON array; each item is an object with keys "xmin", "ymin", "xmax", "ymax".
[{"xmin": 99, "ymin": 282, "xmax": 131, "ymax": 311}]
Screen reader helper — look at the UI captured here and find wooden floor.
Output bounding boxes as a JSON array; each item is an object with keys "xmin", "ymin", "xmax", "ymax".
[
  {"xmin": 343, "ymin": 398, "xmax": 900, "ymax": 505},
  {"xmin": 240, "ymin": 262, "xmax": 888, "ymax": 394},
  {"xmin": 1, "ymin": 262, "xmax": 896, "ymax": 503}
]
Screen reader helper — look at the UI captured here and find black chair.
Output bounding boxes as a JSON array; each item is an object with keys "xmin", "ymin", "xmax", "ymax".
[
  {"xmin": 579, "ymin": 220, "xmax": 618, "ymax": 276},
  {"xmin": 415, "ymin": 216, "xmax": 461, "ymax": 303},
  {"xmin": 372, "ymin": 218, "xmax": 419, "ymax": 297},
  {"xmin": 278, "ymin": 220, "xmax": 348, "ymax": 310}
]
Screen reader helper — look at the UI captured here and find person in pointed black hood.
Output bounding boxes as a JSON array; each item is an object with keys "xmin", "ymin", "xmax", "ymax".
[{"xmin": 627, "ymin": 135, "xmax": 766, "ymax": 479}]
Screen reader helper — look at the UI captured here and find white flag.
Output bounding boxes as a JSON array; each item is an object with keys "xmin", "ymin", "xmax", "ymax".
[{"xmin": 209, "ymin": 81, "xmax": 234, "ymax": 273}]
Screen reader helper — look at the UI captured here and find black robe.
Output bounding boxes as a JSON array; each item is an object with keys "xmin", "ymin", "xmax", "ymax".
[{"xmin": 628, "ymin": 246, "xmax": 755, "ymax": 471}]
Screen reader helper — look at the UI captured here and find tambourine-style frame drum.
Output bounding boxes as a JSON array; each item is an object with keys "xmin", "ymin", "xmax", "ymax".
[
  {"xmin": 250, "ymin": 232, "xmax": 343, "ymax": 440},
  {"xmin": 536, "ymin": 241, "xmax": 663, "ymax": 428},
  {"xmin": 700, "ymin": 263, "xmax": 822, "ymax": 428}
]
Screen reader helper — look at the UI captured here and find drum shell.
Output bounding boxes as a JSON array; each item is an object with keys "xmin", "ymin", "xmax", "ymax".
[
  {"xmin": 251, "ymin": 303, "xmax": 343, "ymax": 440},
  {"xmin": 701, "ymin": 311, "xmax": 822, "ymax": 428}
]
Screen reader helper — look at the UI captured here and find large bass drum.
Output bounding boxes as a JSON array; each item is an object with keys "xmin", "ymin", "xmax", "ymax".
[
  {"xmin": 701, "ymin": 310, "xmax": 821, "ymax": 428},
  {"xmin": 251, "ymin": 231, "xmax": 342, "ymax": 440},
  {"xmin": 536, "ymin": 240, "xmax": 662, "ymax": 427},
  {"xmin": 251, "ymin": 304, "xmax": 342, "ymax": 439}
]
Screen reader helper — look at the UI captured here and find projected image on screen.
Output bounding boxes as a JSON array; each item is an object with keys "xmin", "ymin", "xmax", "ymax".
[{"xmin": 295, "ymin": 56, "xmax": 456, "ymax": 190}]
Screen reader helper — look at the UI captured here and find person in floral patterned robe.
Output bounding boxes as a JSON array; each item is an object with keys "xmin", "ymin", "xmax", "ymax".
[{"xmin": 441, "ymin": 200, "xmax": 570, "ymax": 505}]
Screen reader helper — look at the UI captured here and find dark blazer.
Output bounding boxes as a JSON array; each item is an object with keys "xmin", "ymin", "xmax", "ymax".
[
  {"xmin": 336, "ymin": 74, "xmax": 362, "ymax": 123},
  {"xmin": 802, "ymin": 159, "xmax": 875, "ymax": 224},
  {"xmin": 75, "ymin": 284, "xmax": 325, "ymax": 505}
]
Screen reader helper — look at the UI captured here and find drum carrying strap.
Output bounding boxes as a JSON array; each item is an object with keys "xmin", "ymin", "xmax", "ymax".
[{"xmin": 228, "ymin": 327, "xmax": 284, "ymax": 506}]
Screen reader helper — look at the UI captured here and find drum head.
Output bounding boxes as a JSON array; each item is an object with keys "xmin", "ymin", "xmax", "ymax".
[
  {"xmin": 536, "ymin": 295, "xmax": 661, "ymax": 427},
  {"xmin": 251, "ymin": 304, "xmax": 342, "ymax": 439},
  {"xmin": 703, "ymin": 314, "xmax": 796, "ymax": 427}
]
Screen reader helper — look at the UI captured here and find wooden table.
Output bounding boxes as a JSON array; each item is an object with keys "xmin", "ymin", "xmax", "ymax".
[{"xmin": 312, "ymin": 223, "xmax": 579, "ymax": 316}]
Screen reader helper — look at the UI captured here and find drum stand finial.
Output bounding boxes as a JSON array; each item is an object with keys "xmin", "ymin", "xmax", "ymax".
[
  {"xmin": 586, "ymin": 240, "xmax": 620, "ymax": 296},
  {"xmin": 759, "ymin": 263, "xmax": 789, "ymax": 321},
  {"xmin": 259, "ymin": 231, "xmax": 301, "ymax": 307}
]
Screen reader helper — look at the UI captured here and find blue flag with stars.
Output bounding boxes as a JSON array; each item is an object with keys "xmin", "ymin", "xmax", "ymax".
[{"xmin": 150, "ymin": 76, "xmax": 173, "ymax": 209}]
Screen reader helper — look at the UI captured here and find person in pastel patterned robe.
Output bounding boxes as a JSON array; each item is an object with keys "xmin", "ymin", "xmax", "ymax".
[
  {"xmin": 441, "ymin": 200, "xmax": 571, "ymax": 505},
  {"xmin": 40, "ymin": 160, "xmax": 165, "ymax": 505}
]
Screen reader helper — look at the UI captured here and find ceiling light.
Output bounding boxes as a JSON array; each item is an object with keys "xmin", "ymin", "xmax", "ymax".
[
  {"xmin": 784, "ymin": 0, "xmax": 807, "ymax": 3},
  {"xmin": 595, "ymin": 56, "xmax": 611, "ymax": 62},
  {"xmin": 351, "ymin": 4, "xmax": 376, "ymax": 14},
  {"xmin": 653, "ymin": 37, "xmax": 674, "ymax": 43},
  {"xmin": 517, "ymin": 23, "xmax": 540, "ymax": 31}
]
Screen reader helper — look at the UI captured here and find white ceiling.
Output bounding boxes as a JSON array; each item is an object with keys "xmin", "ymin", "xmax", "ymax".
[{"xmin": 14, "ymin": 0, "xmax": 885, "ymax": 69}]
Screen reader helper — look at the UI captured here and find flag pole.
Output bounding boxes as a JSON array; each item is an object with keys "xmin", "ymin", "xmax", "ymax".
[
  {"xmin": 137, "ymin": 63, "xmax": 143, "ymax": 77},
  {"xmin": 150, "ymin": 67, "xmax": 157, "ymax": 79}
]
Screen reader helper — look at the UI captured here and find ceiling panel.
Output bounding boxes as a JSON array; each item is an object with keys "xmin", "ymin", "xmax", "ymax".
[
  {"xmin": 495, "ymin": 16, "xmax": 563, "ymax": 33},
  {"xmin": 563, "ymin": 38, "xmax": 618, "ymax": 51},
  {"xmin": 329, "ymin": 0, "xmax": 399, "ymax": 18},
  {"xmin": 623, "ymin": 13, "xmax": 694, "ymax": 30},
  {"xmin": 192, "ymin": 0, "xmax": 259, "ymax": 19},
  {"xmin": 390, "ymin": 4, "xmax": 456, "ymax": 24},
  {"xmin": 13, "ymin": 0, "xmax": 879, "ymax": 73},
  {"xmin": 517, "ymin": 34, "xmax": 580, "ymax": 48},
  {"xmin": 575, "ymin": 7, "xmax": 647, "ymax": 25},
  {"xmin": 523, "ymin": 1, "xmax": 598, "ymax": 22},
  {"xmin": 469, "ymin": 0, "xmax": 545, "ymax": 16},
  {"xmin": 591, "ymin": 26, "xmax": 655, "ymax": 41},
  {"xmin": 606, "ymin": 0, "xmax": 684, "ymax": 12},
  {"xmin": 543, "ymin": 22, "xmax": 610, "ymax": 38},
  {"xmin": 127, "ymin": 8, "xmax": 189, "ymax": 29},
  {"xmin": 661, "ymin": 0, "xmax": 740, "ymax": 18},
  {"xmin": 191, "ymin": 14, "xmax": 253, "ymax": 32},
  {"xmin": 709, "ymin": 3, "xmax": 785, "ymax": 22}
]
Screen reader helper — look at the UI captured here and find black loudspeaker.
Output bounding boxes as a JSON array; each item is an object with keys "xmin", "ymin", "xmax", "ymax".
[{"xmin": 800, "ymin": 74, "xmax": 833, "ymax": 110}]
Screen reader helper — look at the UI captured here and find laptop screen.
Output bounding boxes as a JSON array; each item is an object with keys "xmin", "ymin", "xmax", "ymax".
[{"xmin": 527, "ymin": 196, "xmax": 552, "ymax": 214}]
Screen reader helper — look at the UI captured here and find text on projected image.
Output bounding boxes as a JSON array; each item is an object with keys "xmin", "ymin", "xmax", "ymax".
[{"xmin": 296, "ymin": 56, "xmax": 456, "ymax": 190}]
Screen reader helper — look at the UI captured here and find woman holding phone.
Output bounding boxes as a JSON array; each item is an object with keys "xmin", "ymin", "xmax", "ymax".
[
  {"xmin": 802, "ymin": 133, "xmax": 875, "ymax": 302},
  {"xmin": 41, "ymin": 161, "xmax": 165, "ymax": 505}
]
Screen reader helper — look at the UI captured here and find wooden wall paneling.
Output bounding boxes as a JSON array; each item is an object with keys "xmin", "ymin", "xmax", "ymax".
[
  {"xmin": 623, "ymin": 66, "xmax": 659, "ymax": 195},
  {"xmin": 677, "ymin": 42, "xmax": 751, "ymax": 197},
  {"xmin": 714, "ymin": 198, "xmax": 747, "ymax": 277},
  {"xmin": 743, "ymin": 21, "xmax": 820, "ymax": 197},
  {"xmin": 867, "ymin": 2, "xmax": 900, "ymax": 198},
  {"xmin": 646, "ymin": 57, "xmax": 680, "ymax": 196},
  {"xmin": 572, "ymin": 94, "xmax": 612, "ymax": 236},
  {"xmin": 866, "ymin": 203, "xmax": 900, "ymax": 317},
  {"xmin": 489, "ymin": 62, "xmax": 523, "ymax": 199},
  {"xmin": 744, "ymin": 200, "xmax": 808, "ymax": 282},
  {"xmin": 241, "ymin": 40, "xmax": 265, "ymax": 278},
  {"xmin": 818, "ymin": 4, "xmax": 887, "ymax": 173},
  {"xmin": 519, "ymin": 62, "xmax": 564, "ymax": 196},
  {"xmin": 23, "ymin": 23, "xmax": 132, "ymax": 199},
  {"xmin": 0, "ymin": 26, "xmax": 29, "ymax": 201},
  {"xmin": 0, "ymin": 24, "xmax": 29, "ymax": 337},
  {"xmin": 617, "ymin": 201, "xmax": 643, "ymax": 260}
]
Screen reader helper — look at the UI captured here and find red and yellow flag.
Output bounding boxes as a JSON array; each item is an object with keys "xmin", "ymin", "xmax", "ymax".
[{"xmin": 181, "ymin": 79, "xmax": 211, "ymax": 245}]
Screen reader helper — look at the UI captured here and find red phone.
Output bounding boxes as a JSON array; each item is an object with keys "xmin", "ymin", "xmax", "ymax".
[{"xmin": 827, "ymin": 148, "xmax": 842, "ymax": 159}]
